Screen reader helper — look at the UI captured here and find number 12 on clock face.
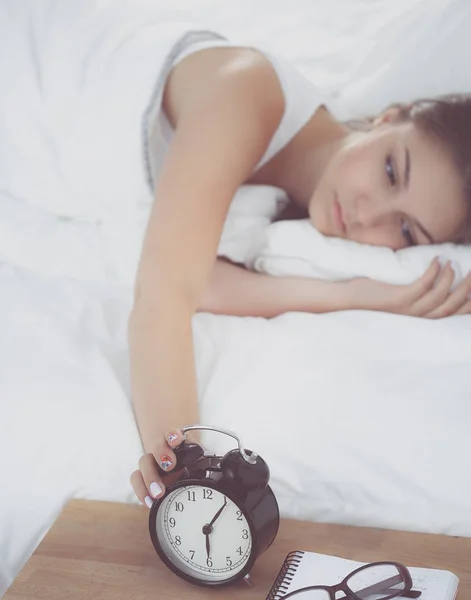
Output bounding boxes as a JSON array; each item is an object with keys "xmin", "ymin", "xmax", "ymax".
[{"xmin": 153, "ymin": 484, "xmax": 253, "ymax": 584}]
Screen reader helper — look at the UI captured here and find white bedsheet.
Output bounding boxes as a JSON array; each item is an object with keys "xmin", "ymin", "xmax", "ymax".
[{"xmin": 1, "ymin": 0, "xmax": 471, "ymax": 596}]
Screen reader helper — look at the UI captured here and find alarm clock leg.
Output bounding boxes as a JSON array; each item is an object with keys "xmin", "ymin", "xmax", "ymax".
[{"xmin": 243, "ymin": 574, "xmax": 254, "ymax": 587}]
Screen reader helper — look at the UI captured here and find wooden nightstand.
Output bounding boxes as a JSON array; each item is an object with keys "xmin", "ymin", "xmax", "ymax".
[{"xmin": 4, "ymin": 499, "xmax": 471, "ymax": 599}]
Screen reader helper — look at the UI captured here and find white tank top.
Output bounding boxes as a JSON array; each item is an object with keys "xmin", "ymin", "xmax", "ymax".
[{"xmin": 144, "ymin": 30, "xmax": 327, "ymax": 194}]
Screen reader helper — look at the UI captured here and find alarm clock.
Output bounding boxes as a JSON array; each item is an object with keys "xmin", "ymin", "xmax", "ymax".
[{"xmin": 148, "ymin": 424, "xmax": 280, "ymax": 587}]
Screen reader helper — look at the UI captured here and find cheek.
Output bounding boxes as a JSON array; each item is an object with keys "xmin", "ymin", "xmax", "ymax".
[
  {"xmin": 325, "ymin": 143, "xmax": 375, "ymax": 193},
  {"xmin": 348, "ymin": 226, "xmax": 403, "ymax": 249},
  {"xmin": 308, "ymin": 145, "xmax": 373, "ymax": 233},
  {"xmin": 417, "ymin": 194, "xmax": 466, "ymax": 242}
]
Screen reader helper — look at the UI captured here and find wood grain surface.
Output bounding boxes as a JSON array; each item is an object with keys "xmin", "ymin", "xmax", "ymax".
[{"xmin": 5, "ymin": 499, "xmax": 470, "ymax": 599}]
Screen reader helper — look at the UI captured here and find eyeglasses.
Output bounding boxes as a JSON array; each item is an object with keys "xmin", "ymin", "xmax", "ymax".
[{"xmin": 281, "ymin": 561, "xmax": 422, "ymax": 599}]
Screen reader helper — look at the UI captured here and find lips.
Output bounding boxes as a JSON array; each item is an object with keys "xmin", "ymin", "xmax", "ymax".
[{"xmin": 333, "ymin": 195, "xmax": 346, "ymax": 235}]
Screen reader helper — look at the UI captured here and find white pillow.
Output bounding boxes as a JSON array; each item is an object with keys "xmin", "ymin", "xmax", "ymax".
[
  {"xmin": 254, "ymin": 219, "xmax": 471, "ymax": 288},
  {"xmin": 217, "ymin": 186, "xmax": 471, "ymax": 289}
]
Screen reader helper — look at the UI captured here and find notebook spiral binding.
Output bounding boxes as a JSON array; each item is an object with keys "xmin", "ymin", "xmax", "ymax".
[{"xmin": 266, "ymin": 550, "xmax": 305, "ymax": 599}]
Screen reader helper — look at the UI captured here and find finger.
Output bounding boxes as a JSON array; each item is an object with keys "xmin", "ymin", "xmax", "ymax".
[
  {"xmin": 405, "ymin": 257, "xmax": 441, "ymax": 304},
  {"xmin": 166, "ymin": 428, "xmax": 186, "ymax": 450},
  {"xmin": 456, "ymin": 298, "xmax": 471, "ymax": 315},
  {"xmin": 138, "ymin": 452, "xmax": 167, "ymax": 502},
  {"xmin": 149, "ymin": 434, "xmax": 179, "ymax": 475},
  {"xmin": 130, "ymin": 467, "xmax": 157, "ymax": 509},
  {"xmin": 425, "ymin": 272, "xmax": 471, "ymax": 319},
  {"xmin": 410, "ymin": 261, "xmax": 455, "ymax": 316}
]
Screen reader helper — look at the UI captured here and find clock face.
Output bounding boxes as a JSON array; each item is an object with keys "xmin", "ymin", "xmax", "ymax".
[{"xmin": 153, "ymin": 483, "xmax": 253, "ymax": 583}]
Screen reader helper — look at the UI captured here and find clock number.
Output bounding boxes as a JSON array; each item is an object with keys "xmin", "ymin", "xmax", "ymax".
[
  {"xmin": 203, "ymin": 489, "xmax": 213, "ymax": 500},
  {"xmin": 237, "ymin": 546, "xmax": 243, "ymax": 555},
  {"xmin": 206, "ymin": 557, "xmax": 213, "ymax": 568},
  {"xmin": 187, "ymin": 490, "xmax": 196, "ymax": 502},
  {"xmin": 226, "ymin": 556, "xmax": 233, "ymax": 567},
  {"xmin": 236, "ymin": 510, "xmax": 243, "ymax": 521},
  {"xmin": 169, "ymin": 517, "xmax": 176, "ymax": 528},
  {"xmin": 175, "ymin": 535, "xmax": 182, "ymax": 546},
  {"xmin": 189, "ymin": 550, "xmax": 195, "ymax": 560},
  {"xmin": 175, "ymin": 502, "xmax": 184, "ymax": 512},
  {"xmin": 242, "ymin": 529, "xmax": 249, "ymax": 539}
]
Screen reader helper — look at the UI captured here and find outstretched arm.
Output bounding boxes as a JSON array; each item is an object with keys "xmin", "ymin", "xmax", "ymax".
[
  {"xmin": 200, "ymin": 258, "xmax": 471, "ymax": 319},
  {"xmin": 199, "ymin": 259, "xmax": 350, "ymax": 317},
  {"xmin": 128, "ymin": 47, "xmax": 284, "ymax": 456}
]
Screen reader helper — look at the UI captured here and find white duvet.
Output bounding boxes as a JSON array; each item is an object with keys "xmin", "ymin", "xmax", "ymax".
[{"xmin": 1, "ymin": 0, "xmax": 471, "ymax": 596}]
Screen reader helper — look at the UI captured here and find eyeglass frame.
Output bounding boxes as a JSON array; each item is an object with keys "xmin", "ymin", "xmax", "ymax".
[{"xmin": 280, "ymin": 560, "xmax": 422, "ymax": 600}]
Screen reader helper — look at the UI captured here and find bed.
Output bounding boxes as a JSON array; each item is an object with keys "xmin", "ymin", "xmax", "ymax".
[{"xmin": 1, "ymin": 0, "xmax": 471, "ymax": 596}]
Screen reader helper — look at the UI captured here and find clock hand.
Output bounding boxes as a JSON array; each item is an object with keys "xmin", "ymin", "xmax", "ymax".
[
  {"xmin": 209, "ymin": 497, "xmax": 227, "ymax": 527},
  {"xmin": 202, "ymin": 498, "xmax": 227, "ymax": 561}
]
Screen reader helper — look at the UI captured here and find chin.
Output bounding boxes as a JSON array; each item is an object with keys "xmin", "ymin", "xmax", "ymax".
[
  {"xmin": 308, "ymin": 198, "xmax": 333, "ymax": 236},
  {"xmin": 307, "ymin": 203, "xmax": 321, "ymax": 231},
  {"xmin": 308, "ymin": 210, "xmax": 331, "ymax": 236}
]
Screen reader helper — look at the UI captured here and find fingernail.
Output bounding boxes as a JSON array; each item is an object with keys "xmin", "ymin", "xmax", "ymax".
[
  {"xmin": 150, "ymin": 482, "xmax": 163, "ymax": 498},
  {"xmin": 167, "ymin": 432, "xmax": 179, "ymax": 444},
  {"xmin": 145, "ymin": 496, "xmax": 153, "ymax": 508},
  {"xmin": 160, "ymin": 455, "xmax": 173, "ymax": 471}
]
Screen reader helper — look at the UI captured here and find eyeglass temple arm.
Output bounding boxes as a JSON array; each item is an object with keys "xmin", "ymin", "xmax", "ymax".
[{"xmin": 355, "ymin": 574, "xmax": 422, "ymax": 599}]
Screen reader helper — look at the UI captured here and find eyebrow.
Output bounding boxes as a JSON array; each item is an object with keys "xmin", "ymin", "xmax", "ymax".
[
  {"xmin": 404, "ymin": 146, "xmax": 410, "ymax": 189},
  {"xmin": 403, "ymin": 146, "xmax": 436, "ymax": 244}
]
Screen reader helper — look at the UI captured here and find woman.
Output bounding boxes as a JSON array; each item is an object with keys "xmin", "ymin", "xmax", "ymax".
[{"xmin": 129, "ymin": 30, "xmax": 471, "ymax": 508}]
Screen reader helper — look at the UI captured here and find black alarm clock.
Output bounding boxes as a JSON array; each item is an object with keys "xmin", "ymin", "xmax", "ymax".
[{"xmin": 148, "ymin": 424, "xmax": 280, "ymax": 587}]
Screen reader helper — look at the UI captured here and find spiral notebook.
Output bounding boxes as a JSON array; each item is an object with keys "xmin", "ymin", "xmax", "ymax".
[{"xmin": 266, "ymin": 550, "xmax": 459, "ymax": 599}]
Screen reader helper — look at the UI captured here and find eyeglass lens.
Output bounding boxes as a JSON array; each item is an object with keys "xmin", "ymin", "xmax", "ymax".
[
  {"xmin": 287, "ymin": 590, "xmax": 330, "ymax": 599},
  {"xmin": 286, "ymin": 563, "xmax": 407, "ymax": 600},
  {"xmin": 348, "ymin": 563, "xmax": 406, "ymax": 599}
]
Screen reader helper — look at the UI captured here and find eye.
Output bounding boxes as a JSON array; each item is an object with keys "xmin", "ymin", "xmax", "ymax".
[
  {"xmin": 385, "ymin": 155, "xmax": 396, "ymax": 185},
  {"xmin": 401, "ymin": 219, "xmax": 415, "ymax": 247}
]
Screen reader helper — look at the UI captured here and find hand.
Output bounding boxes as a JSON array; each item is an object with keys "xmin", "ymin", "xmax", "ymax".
[
  {"xmin": 346, "ymin": 258, "xmax": 471, "ymax": 318},
  {"xmin": 130, "ymin": 428, "xmax": 186, "ymax": 509}
]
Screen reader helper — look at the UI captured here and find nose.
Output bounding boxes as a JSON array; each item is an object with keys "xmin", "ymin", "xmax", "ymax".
[{"xmin": 353, "ymin": 192, "xmax": 387, "ymax": 228}]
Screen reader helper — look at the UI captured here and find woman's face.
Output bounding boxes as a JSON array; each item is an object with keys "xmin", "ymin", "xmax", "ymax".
[{"xmin": 308, "ymin": 121, "xmax": 467, "ymax": 249}]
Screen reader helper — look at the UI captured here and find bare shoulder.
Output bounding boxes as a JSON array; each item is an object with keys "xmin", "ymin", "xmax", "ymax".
[{"xmin": 163, "ymin": 46, "xmax": 285, "ymax": 129}]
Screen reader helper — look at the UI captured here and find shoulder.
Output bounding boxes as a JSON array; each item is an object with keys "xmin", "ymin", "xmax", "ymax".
[{"xmin": 163, "ymin": 46, "xmax": 285, "ymax": 130}]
